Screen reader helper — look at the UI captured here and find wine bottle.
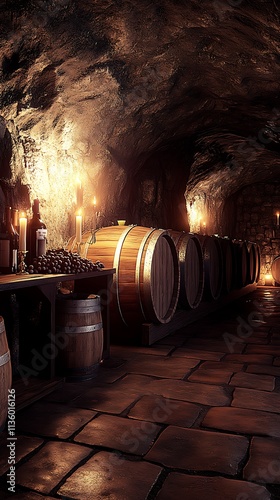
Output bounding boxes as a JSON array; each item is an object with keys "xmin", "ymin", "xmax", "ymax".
[
  {"xmin": 0, "ymin": 206, "xmax": 18, "ymax": 273},
  {"xmin": 28, "ymin": 199, "xmax": 47, "ymax": 264}
]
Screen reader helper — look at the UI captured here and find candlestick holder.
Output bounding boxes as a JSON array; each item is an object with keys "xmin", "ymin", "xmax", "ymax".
[
  {"xmin": 17, "ymin": 251, "xmax": 29, "ymax": 274},
  {"xmin": 76, "ymin": 242, "xmax": 85, "ymax": 256}
]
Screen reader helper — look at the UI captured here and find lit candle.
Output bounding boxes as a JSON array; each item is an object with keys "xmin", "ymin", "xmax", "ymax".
[
  {"xmin": 19, "ymin": 212, "xmax": 27, "ymax": 252},
  {"xmin": 76, "ymin": 214, "xmax": 82, "ymax": 243},
  {"xmin": 76, "ymin": 179, "xmax": 83, "ymax": 208},
  {"xmin": 277, "ymin": 213, "xmax": 279, "ymax": 227}
]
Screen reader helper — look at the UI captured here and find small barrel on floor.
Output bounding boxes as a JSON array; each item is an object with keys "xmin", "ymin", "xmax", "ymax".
[
  {"xmin": 55, "ymin": 294, "xmax": 103, "ymax": 381},
  {"xmin": 0, "ymin": 316, "xmax": 12, "ymax": 432}
]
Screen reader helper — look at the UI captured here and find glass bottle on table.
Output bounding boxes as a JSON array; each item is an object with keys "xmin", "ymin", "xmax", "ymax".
[{"xmin": 28, "ymin": 199, "xmax": 47, "ymax": 265}]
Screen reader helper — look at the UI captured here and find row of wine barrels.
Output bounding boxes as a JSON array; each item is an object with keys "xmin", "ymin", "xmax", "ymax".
[
  {"xmin": 55, "ymin": 294, "xmax": 103, "ymax": 381},
  {"xmin": 0, "ymin": 316, "xmax": 12, "ymax": 432},
  {"xmin": 69, "ymin": 225, "xmax": 180, "ymax": 326},
  {"xmin": 67, "ymin": 227, "xmax": 260, "ymax": 330}
]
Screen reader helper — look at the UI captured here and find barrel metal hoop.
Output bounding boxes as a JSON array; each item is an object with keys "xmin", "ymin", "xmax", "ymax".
[
  {"xmin": 0, "ymin": 350, "xmax": 10, "ymax": 367},
  {"xmin": 57, "ymin": 322, "xmax": 103, "ymax": 334},
  {"xmin": 135, "ymin": 227, "xmax": 157, "ymax": 322},
  {"xmin": 113, "ymin": 225, "xmax": 137, "ymax": 326},
  {"xmin": 57, "ymin": 304, "xmax": 101, "ymax": 313}
]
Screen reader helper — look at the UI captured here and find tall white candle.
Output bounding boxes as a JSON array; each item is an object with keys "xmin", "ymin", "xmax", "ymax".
[
  {"xmin": 277, "ymin": 213, "xmax": 279, "ymax": 227},
  {"xmin": 19, "ymin": 213, "xmax": 27, "ymax": 252},
  {"xmin": 76, "ymin": 215, "xmax": 82, "ymax": 243}
]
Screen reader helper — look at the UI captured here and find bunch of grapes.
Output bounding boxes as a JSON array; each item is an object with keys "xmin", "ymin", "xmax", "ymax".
[{"xmin": 28, "ymin": 249, "xmax": 104, "ymax": 274}]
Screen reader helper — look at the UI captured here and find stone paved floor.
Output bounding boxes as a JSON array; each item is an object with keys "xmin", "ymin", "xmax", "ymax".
[{"xmin": 1, "ymin": 287, "xmax": 280, "ymax": 499}]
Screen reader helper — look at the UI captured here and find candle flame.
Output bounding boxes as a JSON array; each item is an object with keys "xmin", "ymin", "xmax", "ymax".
[{"xmin": 93, "ymin": 196, "xmax": 97, "ymax": 206}]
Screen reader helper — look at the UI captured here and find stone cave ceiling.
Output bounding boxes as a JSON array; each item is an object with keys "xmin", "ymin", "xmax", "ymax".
[{"xmin": 0, "ymin": 0, "xmax": 280, "ymax": 241}]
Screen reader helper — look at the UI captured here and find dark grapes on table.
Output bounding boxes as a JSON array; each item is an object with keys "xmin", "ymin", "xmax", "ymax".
[{"xmin": 27, "ymin": 249, "xmax": 105, "ymax": 274}]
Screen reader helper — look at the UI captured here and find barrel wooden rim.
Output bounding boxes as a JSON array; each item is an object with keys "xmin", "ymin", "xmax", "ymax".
[
  {"xmin": 142, "ymin": 231, "xmax": 179, "ymax": 323},
  {"xmin": 113, "ymin": 225, "xmax": 137, "ymax": 325},
  {"xmin": 0, "ymin": 350, "xmax": 10, "ymax": 367},
  {"xmin": 135, "ymin": 227, "xmax": 157, "ymax": 322}
]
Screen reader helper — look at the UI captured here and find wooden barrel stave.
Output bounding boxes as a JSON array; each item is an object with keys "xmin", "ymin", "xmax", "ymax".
[
  {"xmin": 0, "ymin": 316, "xmax": 12, "ymax": 432},
  {"xmin": 272, "ymin": 256, "xmax": 280, "ymax": 284},
  {"xmin": 55, "ymin": 294, "xmax": 103, "ymax": 381}
]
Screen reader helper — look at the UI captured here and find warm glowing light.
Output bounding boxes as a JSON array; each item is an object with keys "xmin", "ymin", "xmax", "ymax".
[
  {"xmin": 75, "ymin": 214, "xmax": 82, "ymax": 244},
  {"xmin": 276, "ymin": 213, "xmax": 279, "ymax": 227},
  {"xmin": 93, "ymin": 196, "xmax": 97, "ymax": 207},
  {"xmin": 265, "ymin": 273, "xmax": 273, "ymax": 286},
  {"xmin": 19, "ymin": 212, "xmax": 27, "ymax": 252},
  {"xmin": 76, "ymin": 178, "xmax": 83, "ymax": 208}
]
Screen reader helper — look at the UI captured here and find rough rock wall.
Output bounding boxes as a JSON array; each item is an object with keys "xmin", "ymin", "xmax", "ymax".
[{"xmin": 0, "ymin": 1, "xmax": 280, "ymax": 248}]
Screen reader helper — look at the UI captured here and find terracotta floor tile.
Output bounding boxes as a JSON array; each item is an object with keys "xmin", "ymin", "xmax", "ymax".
[
  {"xmin": 0, "ymin": 434, "xmax": 43, "ymax": 476},
  {"xmin": 148, "ymin": 379, "xmax": 231, "ymax": 406},
  {"xmin": 230, "ymin": 372, "xmax": 275, "ymax": 391},
  {"xmin": 127, "ymin": 394, "xmax": 202, "ymax": 427},
  {"xmin": 15, "ymin": 402, "xmax": 96, "ymax": 438},
  {"xmin": 224, "ymin": 354, "xmax": 273, "ymax": 364},
  {"xmin": 120, "ymin": 354, "xmax": 199, "ymax": 378},
  {"xmin": 243, "ymin": 436, "xmax": 280, "ymax": 484},
  {"xmin": 246, "ymin": 345, "xmax": 280, "ymax": 356},
  {"xmin": 111, "ymin": 344, "xmax": 173, "ymax": 357},
  {"xmin": 202, "ymin": 407, "xmax": 280, "ymax": 437},
  {"xmin": 16, "ymin": 441, "xmax": 91, "ymax": 494},
  {"xmin": 232, "ymin": 387, "xmax": 280, "ymax": 413},
  {"xmin": 183, "ymin": 339, "xmax": 245, "ymax": 353},
  {"xmin": 171, "ymin": 348, "xmax": 223, "ymax": 361},
  {"xmin": 199, "ymin": 360, "xmax": 244, "ymax": 372},
  {"xmin": 145, "ymin": 426, "xmax": 248, "ymax": 475},
  {"xmin": 156, "ymin": 472, "xmax": 271, "ymax": 500},
  {"xmin": 246, "ymin": 363, "xmax": 280, "ymax": 376},
  {"xmin": 187, "ymin": 368, "xmax": 233, "ymax": 385},
  {"xmin": 74, "ymin": 413, "xmax": 161, "ymax": 456},
  {"xmin": 58, "ymin": 450, "xmax": 162, "ymax": 500}
]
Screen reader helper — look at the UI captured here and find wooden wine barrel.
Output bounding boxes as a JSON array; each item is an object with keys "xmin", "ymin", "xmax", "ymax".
[
  {"xmin": 233, "ymin": 240, "xmax": 249, "ymax": 288},
  {"xmin": 169, "ymin": 230, "xmax": 204, "ymax": 309},
  {"xmin": 218, "ymin": 237, "xmax": 236, "ymax": 294},
  {"xmin": 255, "ymin": 243, "xmax": 261, "ymax": 283},
  {"xmin": 55, "ymin": 294, "xmax": 103, "ymax": 381},
  {"xmin": 246, "ymin": 242, "xmax": 257, "ymax": 284},
  {"xmin": 68, "ymin": 225, "xmax": 180, "ymax": 326},
  {"xmin": 271, "ymin": 256, "xmax": 280, "ymax": 284},
  {"xmin": 197, "ymin": 235, "xmax": 223, "ymax": 300},
  {"xmin": 0, "ymin": 316, "xmax": 12, "ymax": 432}
]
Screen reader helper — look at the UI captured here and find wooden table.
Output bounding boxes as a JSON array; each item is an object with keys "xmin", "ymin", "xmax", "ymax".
[{"xmin": 0, "ymin": 269, "xmax": 115, "ymax": 409}]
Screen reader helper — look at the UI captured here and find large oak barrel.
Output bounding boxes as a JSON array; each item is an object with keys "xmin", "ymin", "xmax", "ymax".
[
  {"xmin": 246, "ymin": 242, "xmax": 257, "ymax": 284},
  {"xmin": 218, "ymin": 237, "xmax": 236, "ymax": 294},
  {"xmin": 69, "ymin": 225, "xmax": 180, "ymax": 326},
  {"xmin": 233, "ymin": 240, "xmax": 249, "ymax": 288},
  {"xmin": 197, "ymin": 235, "xmax": 223, "ymax": 300},
  {"xmin": 55, "ymin": 294, "xmax": 103, "ymax": 381},
  {"xmin": 271, "ymin": 256, "xmax": 280, "ymax": 284},
  {"xmin": 169, "ymin": 230, "xmax": 204, "ymax": 309},
  {"xmin": 0, "ymin": 316, "xmax": 12, "ymax": 432}
]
